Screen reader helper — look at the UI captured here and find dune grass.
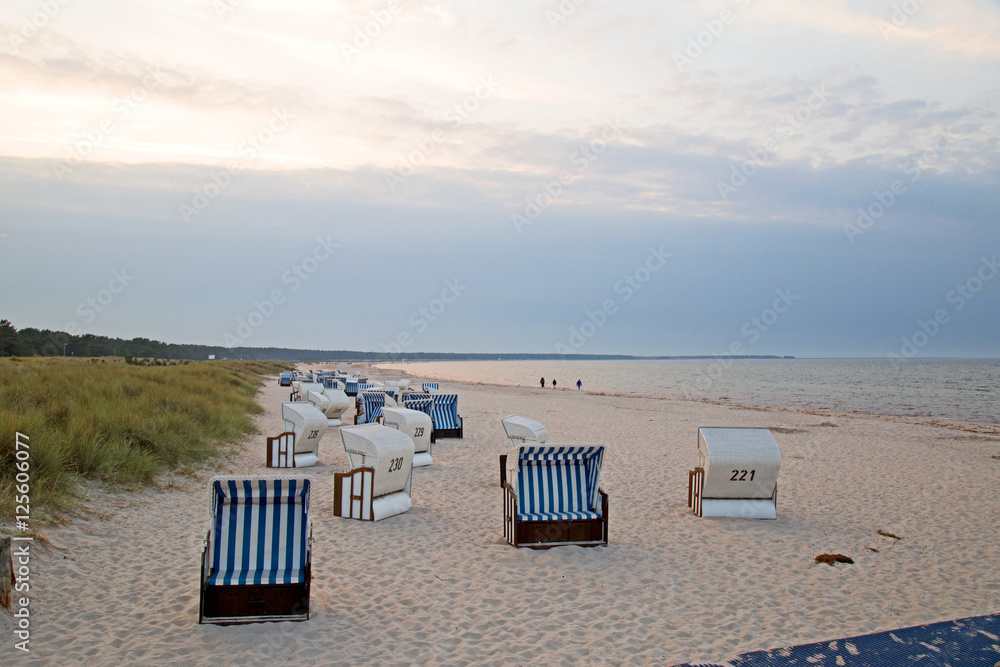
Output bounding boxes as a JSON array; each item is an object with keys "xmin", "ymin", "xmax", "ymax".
[{"xmin": 0, "ymin": 357, "xmax": 291, "ymax": 527}]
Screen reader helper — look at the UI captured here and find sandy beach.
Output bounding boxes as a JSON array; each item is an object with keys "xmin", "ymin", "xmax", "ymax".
[{"xmin": 4, "ymin": 364, "xmax": 1000, "ymax": 665}]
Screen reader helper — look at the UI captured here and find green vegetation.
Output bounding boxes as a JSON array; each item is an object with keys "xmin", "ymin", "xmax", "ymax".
[{"xmin": 0, "ymin": 357, "xmax": 291, "ymax": 526}]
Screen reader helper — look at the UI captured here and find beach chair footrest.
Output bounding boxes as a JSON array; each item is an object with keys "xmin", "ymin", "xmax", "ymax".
[{"xmin": 515, "ymin": 518, "xmax": 606, "ymax": 547}]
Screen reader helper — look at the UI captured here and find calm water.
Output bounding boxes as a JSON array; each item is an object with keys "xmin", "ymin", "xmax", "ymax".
[{"xmin": 378, "ymin": 358, "xmax": 1000, "ymax": 424}]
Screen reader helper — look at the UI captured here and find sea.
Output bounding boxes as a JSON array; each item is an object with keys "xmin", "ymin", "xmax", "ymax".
[{"xmin": 377, "ymin": 358, "xmax": 1000, "ymax": 425}]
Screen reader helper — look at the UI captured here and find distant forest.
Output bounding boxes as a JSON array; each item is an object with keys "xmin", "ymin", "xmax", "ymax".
[{"xmin": 0, "ymin": 319, "xmax": 791, "ymax": 362}]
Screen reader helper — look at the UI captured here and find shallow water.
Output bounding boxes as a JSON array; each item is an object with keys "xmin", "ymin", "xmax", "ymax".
[{"xmin": 378, "ymin": 358, "xmax": 1000, "ymax": 424}]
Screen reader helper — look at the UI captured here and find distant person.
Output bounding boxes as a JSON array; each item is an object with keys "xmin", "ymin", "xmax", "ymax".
[
  {"xmin": 540, "ymin": 377, "xmax": 545, "ymax": 388},
  {"xmin": 552, "ymin": 379, "xmax": 557, "ymax": 389},
  {"xmin": 576, "ymin": 379, "xmax": 582, "ymax": 390}
]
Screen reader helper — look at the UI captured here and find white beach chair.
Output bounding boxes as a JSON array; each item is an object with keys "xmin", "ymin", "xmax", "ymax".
[
  {"xmin": 334, "ymin": 424, "xmax": 415, "ymax": 521},
  {"xmin": 321, "ymin": 388, "xmax": 351, "ymax": 427},
  {"xmin": 503, "ymin": 445, "xmax": 608, "ymax": 548},
  {"xmin": 266, "ymin": 402, "xmax": 327, "ymax": 468},
  {"xmin": 688, "ymin": 427, "xmax": 781, "ymax": 519},
  {"xmin": 199, "ymin": 475, "xmax": 312, "ymax": 624},
  {"xmin": 382, "ymin": 406, "xmax": 433, "ymax": 467}
]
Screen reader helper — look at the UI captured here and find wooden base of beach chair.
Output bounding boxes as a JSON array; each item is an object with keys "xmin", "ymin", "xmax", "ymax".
[
  {"xmin": 200, "ymin": 581, "xmax": 310, "ymax": 625},
  {"xmin": 504, "ymin": 486, "xmax": 608, "ymax": 549}
]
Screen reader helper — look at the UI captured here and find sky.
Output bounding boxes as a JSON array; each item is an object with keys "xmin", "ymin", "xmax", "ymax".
[{"xmin": 1, "ymin": 0, "xmax": 998, "ymax": 358}]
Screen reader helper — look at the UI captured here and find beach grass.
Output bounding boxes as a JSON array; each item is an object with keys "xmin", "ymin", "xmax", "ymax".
[{"xmin": 0, "ymin": 357, "xmax": 291, "ymax": 526}]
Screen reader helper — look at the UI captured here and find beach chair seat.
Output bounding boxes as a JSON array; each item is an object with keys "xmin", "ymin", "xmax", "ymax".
[
  {"xmin": 499, "ymin": 415, "xmax": 548, "ymax": 485},
  {"xmin": 334, "ymin": 424, "xmax": 415, "ymax": 521},
  {"xmin": 503, "ymin": 445, "xmax": 608, "ymax": 548},
  {"xmin": 267, "ymin": 403, "xmax": 326, "ymax": 468},
  {"xmin": 382, "ymin": 406, "xmax": 433, "ymax": 467},
  {"xmin": 431, "ymin": 394, "xmax": 463, "ymax": 439},
  {"xmin": 199, "ymin": 475, "xmax": 312, "ymax": 625},
  {"xmin": 688, "ymin": 427, "xmax": 780, "ymax": 519}
]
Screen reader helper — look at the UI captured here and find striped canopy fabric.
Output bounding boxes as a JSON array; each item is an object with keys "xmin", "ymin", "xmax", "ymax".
[
  {"xmin": 358, "ymin": 383, "xmax": 374, "ymax": 392},
  {"xmin": 422, "ymin": 383, "xmax": 439, "ymax": 391},
  {"xmin": 431, "ymin": 394, "xmax": 459, "ymax": 429},
  {"xmin": 514, "ymin": 446, "xmax": 604, "ymax": 521},
  {"xmin": 402, "ymin": 394, "xmax": 433, "ymax": 417},
  {"xmin": 207, "ymin": 476, "xmax": 310, "ymax": 587},
  {"xmin": 360, "ymin": 391, "xmax": 387, "ymax": 424},
  {"xmin": 344, "ymin": 379, "xmax": 358, "ymax": 394}
]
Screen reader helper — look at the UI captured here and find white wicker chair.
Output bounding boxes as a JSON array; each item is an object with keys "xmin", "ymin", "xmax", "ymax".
[
  {"xmin": 688, "ymin": 427, "xmax": 781, "ymax": 519},
  {"xmin": 382, "ymin": 406, "xmax": 433, "ymax": 467},
  {"xmin": 334, "ymin": 424, "xmax": 415, "ymax": 521}
]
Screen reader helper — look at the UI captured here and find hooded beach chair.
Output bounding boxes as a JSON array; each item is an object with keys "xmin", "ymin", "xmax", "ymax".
[
  {"xmin": 498, "ymin": 415, "xmax": 548, "ymax": 486},
  {"xmin": 431, "ymin": 394, "xmax": 463, "ymax": 439},
  {"xmin": 267, "ymin": 403, "xmax": 327, "ymax": 468},
  {"xmin": 199, "ymin": 475, "xmax": 312, "ymax": 625},
  {"xmin": 321, "ymin": 388, "xmax": 351, "ymax": 427},
  {"xmin": 688, "ymin": 427, "xmax": 781, "ymax": 519},
  {"xmin": 422, "ymin": 382, "xmax": 439, "ymax": 392},
  {"xmin": 382, "ymin": 406, "xmax": 433, "ymax": 467},
  {"xmin": 355, "ymin": 390, "xmax": 388, "ymax": 425},
  {"xmin": 334, "ymin": 424, "xmax": 415, "ymax": 521},
  {"xmin": 503, "ymin": 445, "xmax": 608, "ymax": 549}
]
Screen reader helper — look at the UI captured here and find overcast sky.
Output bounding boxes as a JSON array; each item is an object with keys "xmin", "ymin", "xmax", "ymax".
[{"xmin": 1, "ymin": 0, "xmax": 998, "ymax": 358}]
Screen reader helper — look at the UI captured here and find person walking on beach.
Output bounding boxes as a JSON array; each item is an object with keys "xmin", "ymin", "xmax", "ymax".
[
  {"xmin": 540, "ymin": 377, "xmax": 545, "ymax": 388},
  {"xmin": 576, "ymin": 379, "xmax": 582, "ymax": 390},
  {"xmin": 552, "ymin": 379, "xmax": 557, "ymax": 389}
]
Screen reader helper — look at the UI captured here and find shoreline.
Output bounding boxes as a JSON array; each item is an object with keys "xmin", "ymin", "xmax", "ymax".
[{"xmin": 374, "ymin": 362, "xmax": 1000, "ymax": 436}]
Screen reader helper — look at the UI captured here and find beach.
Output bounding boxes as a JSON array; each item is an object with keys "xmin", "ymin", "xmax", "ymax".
[{"xmin": 4, "ymin": 364, "xmax": 1000, "ymax": 665}]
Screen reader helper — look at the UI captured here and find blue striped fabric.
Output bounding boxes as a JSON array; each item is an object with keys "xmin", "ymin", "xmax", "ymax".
[
  {"xmin": 402, "ymin": 395, "xmax": 433, "ymax": 417},
  {"xmin": 431, "ymin": 394, "xmax": 459, "ymax": 429},
  {"xmin": 422, "ymin": 382, "xmax": 439, "ymax": 391},
  {"xmin": 344, "ymin": 380, "xmax": 358, "ymax": 393},
  {"xmin": 515, "ymin": 446, "xmax": 604, "ymax": 521},
  {"xmin": 361, "ymin": 392, "xmax": 386, "ymax": 424},
  {"xmin": 208, "ymin": 477, "xmax": 310, "ymax": 586},
  {"xmin": 358, "ymin": 383, "xmax": 374, "ymax": 392}
]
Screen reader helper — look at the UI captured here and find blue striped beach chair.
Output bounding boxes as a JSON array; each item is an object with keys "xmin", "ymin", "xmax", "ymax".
[
  {"xmin": 355, "ymin": 391, "xmax": 387, "ymax": 425},
  {"xmin": 422, "ymin": 382, "xmax": 439, "ymax": 392},
  {"xmin": 343, "ymin": 378, "xmax": 359, "ymax": 397},
  {"xmin": 431, "ymin": 393, "xmax": 463, "ymax": 439},
  {"xmin": 199, "ymin": 475, "xmax": 312, "ymax": 624},
  {"xmin": 503, "ymin": 445, "xmax": 608, "ymax": 548}
]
